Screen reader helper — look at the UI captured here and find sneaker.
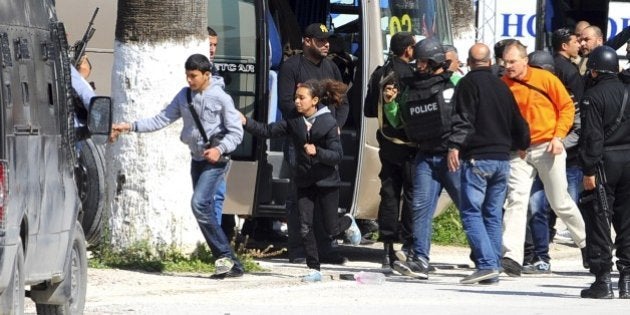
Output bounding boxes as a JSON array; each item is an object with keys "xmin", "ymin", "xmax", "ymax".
[
  {"xmin": 554, "ymin": 229, "xmax": 573, "ymax": 244},
  {"xmin": 522, "ymin": 260, "xmax": 551, "ymax": 274},
  {"xmin": 479, "ymin": 276, "xmax": 500, "ymax": 285},
  {"xmin": 392, "ymin": 258, "xmax": 429, "ymax": 280},
  {"xmin": 344, "ymin": 214, "xmax": 362, "ymax": 246},
  {"xmin": 211, "ymin": 265, "xmax": 244, "ymax": 279},
  {"xmin": 214, "ymin": 257, "xmax": 235, "ymax": 275},
  {"xmin": 301, "ymin": 269, "xmax": 322, "ymax": 282},
  {"xmin": 395, "ymin": 250, "xmax": 408, "ymax": 262},
  {"xmin": 501, "ymin": 257, "xmax": 522, "ymax": 277},
  {"xmin": 460, "ymin": 269, "xmax": 500, "ymax": 284}
]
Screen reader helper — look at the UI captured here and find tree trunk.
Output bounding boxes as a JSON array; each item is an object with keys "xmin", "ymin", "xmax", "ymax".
[{"xmin": 106, "ymin": 0, "xmax": 208, "ymax": 250}]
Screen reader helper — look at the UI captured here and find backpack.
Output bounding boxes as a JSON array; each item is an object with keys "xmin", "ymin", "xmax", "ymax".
[{"xmin": 399, "ymin": 75, "xmax": 454, "ymax": 144}]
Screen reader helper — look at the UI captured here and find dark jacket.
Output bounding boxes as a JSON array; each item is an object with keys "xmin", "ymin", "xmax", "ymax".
[
  {"xmin": 364, "ymin": 56, "xmax": 416, "ymax": 162},
  {"xmin": 554, "ymin": 54, "xmax": 583, "ymax": 166},
  {"xmin": 401, "ymin": 71, "xmax": 455, "ymax": 154},
  {"xmin": 277, "ymin": 54, "xmax": 349, "ymax": 128},
  {"xmin": 449, "ymin": 67, "xmax": 530, "ymax": 159},
  {"xmin": 244, "ymin": 107, "xmax": 343, "ymax": 187},
  {"xmin": 579, "ymin": 74, "xmax": 630, "ymax": 176}
]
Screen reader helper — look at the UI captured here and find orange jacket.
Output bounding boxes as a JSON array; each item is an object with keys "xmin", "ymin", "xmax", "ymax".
[{"xmin": 502, "ymin": 67, "xmax": 574, "ymax": 145}]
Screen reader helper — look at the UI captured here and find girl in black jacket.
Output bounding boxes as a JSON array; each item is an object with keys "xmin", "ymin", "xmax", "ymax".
[{"xmin": 241, "ymin": 79, "xmax": 361, "ymax": 282}]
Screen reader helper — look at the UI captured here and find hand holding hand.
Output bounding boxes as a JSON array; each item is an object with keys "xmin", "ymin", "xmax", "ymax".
[{"xmin": 109, "ymin": 122, "xmax": 132, "ymax": 143}]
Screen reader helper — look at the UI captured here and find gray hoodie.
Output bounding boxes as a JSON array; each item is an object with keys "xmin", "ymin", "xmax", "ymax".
[{"xmin": 134, "ymin": 76, "xmax": 243, "ymax": 161}]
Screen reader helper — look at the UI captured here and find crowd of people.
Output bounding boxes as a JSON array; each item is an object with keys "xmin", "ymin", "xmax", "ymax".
[{"xmin": 103, "ymin": 19, "xmax": 630, "ymax": 299}]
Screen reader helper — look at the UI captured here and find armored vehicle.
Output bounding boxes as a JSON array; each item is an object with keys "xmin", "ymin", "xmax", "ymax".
[{"xmin": 0, "ymin": 0, "xmax": 111, "ymax": 313}]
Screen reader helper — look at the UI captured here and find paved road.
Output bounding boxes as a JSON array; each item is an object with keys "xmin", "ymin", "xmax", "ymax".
[{"xmin": 26, "ymin": 242, "xmax": 627, "ymax": 314}]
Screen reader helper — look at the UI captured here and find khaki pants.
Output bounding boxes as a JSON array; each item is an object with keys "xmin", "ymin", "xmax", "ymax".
[{"xmin": 502, "ymin": 142, "xmax": 586, "ymax": 265}]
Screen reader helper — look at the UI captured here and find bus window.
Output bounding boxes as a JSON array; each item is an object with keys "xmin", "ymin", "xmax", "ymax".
[{"xmin": 208, "ymin": 0, "xmax": 257, "ymax": 159}]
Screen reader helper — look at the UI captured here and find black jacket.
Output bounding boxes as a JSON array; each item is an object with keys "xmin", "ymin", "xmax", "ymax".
[
  {"xmin": 244, "ymin": 109, "xmax": 342, "ymax": 187},
  {"xmin": 449, "ymin": 67, "xmax": 530, "ymax": 159},
  {"xmin": 579, "ymin": 74, "xmax": 630, "ymax": 176},
  {"xmin": 554, "ymin": 54, "xmax": 583, "ymax": 166},
  {"xmin": 277, "ymin": 54, "xmax": 349, "ymax": 128},
  {"xmin": 364, "ymin": 56, "xmax": 416, "ymax": 162}
]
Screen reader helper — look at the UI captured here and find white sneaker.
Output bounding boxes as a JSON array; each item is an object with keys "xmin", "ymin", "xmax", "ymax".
[
  {"xmin": 554, "ymin": 229, "xmax": 572, "ymax": 244},
  {"xmin": 344, "ymin": 214, "xmax": 362, "ymax": 246},
  {"xmin": 214, "ymin": 257, "xmax": 235, "ymax": 275}
]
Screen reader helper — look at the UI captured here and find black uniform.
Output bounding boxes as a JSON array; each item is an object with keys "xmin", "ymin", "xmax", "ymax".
[
  {"xmin": 579, "ymin": 73, "xmax": 630, "ymax": 278},
  {"xmin": 364, "ymin": 56, "xmax": 415, "ymax": 250}
]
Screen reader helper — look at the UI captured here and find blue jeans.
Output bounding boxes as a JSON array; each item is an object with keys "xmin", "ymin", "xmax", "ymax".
[
  {"xmin": 411, "ymin": 152, "xmax": 461, "ymax": 261},
  {"xmin": 527, "ymin": 177, "xmax": 549, "ymax": 262},
  {"xmin": 214, "ymin": 179, "xmax": 226, "ymax": 224},
  {"xmin": 460, "ymin": 159, "xmax": 509, "ymax": 270},
  {"xmin": 190, "ymin": 159, "xmax": 241, "ymax": 267}
]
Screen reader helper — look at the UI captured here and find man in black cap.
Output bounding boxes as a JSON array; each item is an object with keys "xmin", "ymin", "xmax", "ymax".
[{"xmin": 277, "ymin": 22, "xmax": 352, "ymax": 264}]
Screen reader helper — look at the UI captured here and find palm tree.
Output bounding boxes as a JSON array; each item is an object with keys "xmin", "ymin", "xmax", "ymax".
[{"xmin": 107, "ymin": 0, "xmax": 208, "ymax": 248}]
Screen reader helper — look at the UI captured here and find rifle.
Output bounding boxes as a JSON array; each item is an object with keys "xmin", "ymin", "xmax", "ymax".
[
  {"xmin": 579, "ymin": 161, "xmax": 611, "ymax": 226},
  {"xmin": 71, "ymin": 7, "xmax": 99, "ymax": 68}
]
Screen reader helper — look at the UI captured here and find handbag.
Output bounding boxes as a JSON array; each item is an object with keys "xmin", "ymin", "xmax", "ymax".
[{"xmin": 186, "ymin": 88, "xmax": 230, "ymax": 165}]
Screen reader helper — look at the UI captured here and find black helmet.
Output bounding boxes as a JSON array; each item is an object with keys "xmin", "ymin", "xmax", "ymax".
[
  {"xmin": 587, "ymin": 45, "xmax": 619, "ymax": 74},
  {"xmin": 528, "ymin": 50, "xmax": 555, "ymax": 73},
  {"xmin": 413, "ymin": 38, "xmax": 446, "ymax": 64}
]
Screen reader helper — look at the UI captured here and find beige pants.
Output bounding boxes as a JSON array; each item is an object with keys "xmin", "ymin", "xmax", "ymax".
[{"xmin": 502, "ymin": 143, "xmax": 586, "ymax": 265}]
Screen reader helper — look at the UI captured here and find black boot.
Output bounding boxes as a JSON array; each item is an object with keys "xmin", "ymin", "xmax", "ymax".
[
  {"xmin": 381, "ymin": 242, "xmax": 394, "ymax": 273},
  {"xmin": 619, "ymin": 272, "xmax": 630, "ymax": 299},
  {"xmin": 581, "ymin": 272, "xmax": 614, "ymax": 299}
]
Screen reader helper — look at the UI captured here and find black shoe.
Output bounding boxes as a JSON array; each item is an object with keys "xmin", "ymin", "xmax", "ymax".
[
  {"xmin": 289, "ymin": 257, "xmax": 306, "ymax": 264},
  {"xmin": 393, "ymin": 257, "xmax": 429, "ymax": 280},
  {"xmin": 501, "ymin": 257, "xmax": 522, "ymax": 277},
  {"xmin": 619, "ymin": 273, "xmax": 630, "ymax": 299},
  {"xmin": 211, "ymin": 265, "xmax": 244, "ymax": 279},
  {"xmin": 381, "ymin": 242, "xmax": 394, "ymax": 272},
  {"xmin": 461, "ymin": 269, "xmax": 500, "ymax": 284},
  {"xmin": 479, "ymin": 276, "xmax": 500, "ymax": 285},
  {"xmin": 581, "ymin": 281, "xmax": 614, "ymax": 299},
  {"xmin": 320, "ymin": 254, "xmax": 349, "ymax": 265}
]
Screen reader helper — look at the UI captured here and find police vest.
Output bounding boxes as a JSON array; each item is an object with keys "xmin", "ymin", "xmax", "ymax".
[{"xmin": 399, "ymin": 81, "xmax": 454, "ymax": 144}]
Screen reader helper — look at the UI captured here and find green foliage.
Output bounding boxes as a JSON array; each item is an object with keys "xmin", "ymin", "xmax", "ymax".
[
  {"xmin": 89, "ymin": 240, "xmax": 265, "ymax": 274},
  {"xmin": 431, "ymin": 204, "xmax": 468, "ymax": 246}
]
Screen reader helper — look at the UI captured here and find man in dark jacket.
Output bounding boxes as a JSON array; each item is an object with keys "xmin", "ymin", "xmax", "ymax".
[
  {"xmin": 579, "ymin": 45, "xmax": 630, "ymax": 299},
  {"xmin": 447, "ymin": 43, "xmax": 530, "ymax": 285},
  {"xmin": 364, "ymin": 32, "xmax": 416, "ymax": 271},
  {"xmin": 277, "ymin": 23, "xmax": 349, "ymax": 264}
]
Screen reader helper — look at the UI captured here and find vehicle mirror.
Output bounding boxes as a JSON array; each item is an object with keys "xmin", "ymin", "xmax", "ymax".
[{"xmin": 88, "ymin": 96, "xmax": 112, "ymax": 137}]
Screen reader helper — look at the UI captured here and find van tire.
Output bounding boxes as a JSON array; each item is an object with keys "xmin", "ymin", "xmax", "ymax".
[
  {"xmin": 36, "ymin": 222, "xmax": 88, "ymax": 315},
  {"xmin": 76, "ymin": 138, "xmax": 106, "ymax": 244},
  {"xmin": 0, "ymin": 239, "xmax": 25, "ymax": 314}
]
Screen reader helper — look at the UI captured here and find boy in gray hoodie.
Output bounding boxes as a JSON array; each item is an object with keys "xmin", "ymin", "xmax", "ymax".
[{"xmin": 110, "ymin": 54, "xmax": 244, "ymax": 277}]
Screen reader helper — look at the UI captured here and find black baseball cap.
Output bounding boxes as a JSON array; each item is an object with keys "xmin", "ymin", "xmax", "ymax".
[{"xmin": 304, "ymin": 23, "xmax": 331, "ymax": 39}]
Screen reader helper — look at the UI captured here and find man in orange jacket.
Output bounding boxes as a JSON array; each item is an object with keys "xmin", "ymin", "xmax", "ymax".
[{"xmin": 499, "ymin": 41, "xmax": 586, "ymax": 277}]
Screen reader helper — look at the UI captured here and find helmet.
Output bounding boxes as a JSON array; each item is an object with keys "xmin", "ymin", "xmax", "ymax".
[
  {"xmin": 587, "ymin": 45, "xmax": 619, "ymax": 74},
  {"xmin": 528, "ymin": 50, "xmax": 555, "ymax": 73},
  {"xmin": 413, "ymin": 38, "xmax": 446, "ymax": 64}
]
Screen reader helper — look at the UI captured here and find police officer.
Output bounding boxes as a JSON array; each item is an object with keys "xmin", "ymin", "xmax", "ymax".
[
  {"xmin": 364, "ymin": 32, "xmax": 416, "ymax": 271},
  {"xmin": 392, "ymin": 38, "xmax": 461, "ymax": 280},
  {"xmin": 579, "ymin": 45, "xmax": 630, "ymax": 299}
]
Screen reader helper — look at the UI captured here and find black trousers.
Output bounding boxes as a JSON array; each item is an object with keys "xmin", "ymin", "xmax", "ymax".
[
  {"xmin": 298, "ymin": 186, "xmax": 351, "ymax": 270},
  {"xmin": 377, "ymin": 134, "xmax": 415, "ymax": 245},
  {"xmin": 581, "ymin": 150, "xmax": 630, "ymax": 275}
]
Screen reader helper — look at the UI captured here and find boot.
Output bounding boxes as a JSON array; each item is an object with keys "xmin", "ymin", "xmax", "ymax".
[
  {"xmin": 381, "ymin": 242, "xmax": 394, "ymax": 273},
  {"xmin": 619, "ymin": 272, "xmax": 630, "ymax": 299},
  {"xmin": 581, "ymin": 272, "xmax": 614, "ymax": 299}
]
